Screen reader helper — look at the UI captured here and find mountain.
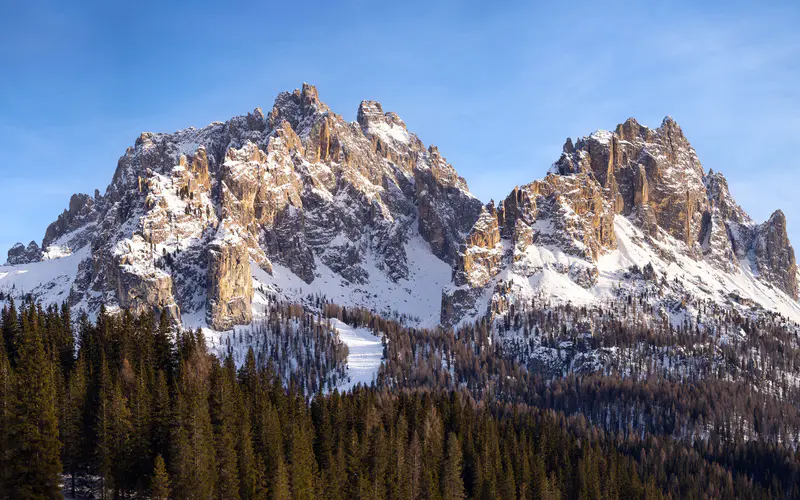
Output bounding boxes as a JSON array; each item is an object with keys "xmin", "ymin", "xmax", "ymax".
[
  {"xmin": 443, "ymin": 117, "xmax": 800, "ymax": 326},
  {"xmin": 0, "ymin": 84, "xmax": 482, "ymax": 330},
  {"xmin": 2, "ymin": 86, "xmax": 799, "ymax": 335}
]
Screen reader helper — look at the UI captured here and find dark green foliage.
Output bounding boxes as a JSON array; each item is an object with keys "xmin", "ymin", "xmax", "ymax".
[
  {"xmin": 4, "ymin": 302, "xmax": 62, "ymax": 499},
  {"xmin": 0, "ymin": 300, "xmax": 799, "ymax": 499}
]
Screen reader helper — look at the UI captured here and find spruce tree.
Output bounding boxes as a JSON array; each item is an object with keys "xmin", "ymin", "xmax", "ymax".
[
  {"xmin": 6, "ymin": 305, "xmax": 62, "ymax": 499},
  {"xmin": 62, "ymin": 354, "xmax": 88, "ymax": 498},
  {"xmin": 210, "ymin": 360, "xmax": 240, "ymax": 500},
  {"xmin": 0, "ymin": 333, "xmax": 12, "ymax": 497},
  {"xmin": 442, "ymin": 432, "xmax": 465, "ymax": 500},
  {"xmin": 151, "ymin": 369, "xmax": 171, "ymax": 460},
  {"xmin": 171, "ymin": 340, "xmax": 216, "ymax": 499},
  {"xmin": 151, "ymin": 454, "xmax": 171, "ymax": 500},
  {"xmin": 127, "ymin": 363, "xmax": 153, "ymax": 493},
  {"xmin": 2, "ymin": 298, "xmax": 20, "ymax": 365},
  {"xmin": 289, "ymin": 421, "xmax": 317, "ymax": 500}
]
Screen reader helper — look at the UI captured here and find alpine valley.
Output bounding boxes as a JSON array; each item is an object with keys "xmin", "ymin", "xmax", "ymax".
[{"xmin": 3, "ymin": 84, "xmax": 800, "ymax": 498}]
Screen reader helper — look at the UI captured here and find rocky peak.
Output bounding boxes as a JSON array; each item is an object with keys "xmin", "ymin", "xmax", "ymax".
[
  {"xmin": 357, "ymin": 100, "xmax": 385, "ymax": 129},
  {"xmin": 6, "ymin": 241, "xmax": 43, "ymax": 265},
  {"xmin": 703, "ymin": 171, "xmax": 749, "ymax": 225},
  {"xmin": 42, "ymin": 192, "xmax": 98, "ymax": 250},
  {"xmin": 268, "ymin": 82, "xmax": 331, "ymax": 136},
  {"xmin": 754, "ymin": 210, "xmax": 798, "ymax": 299},
  {"xmin": 614, "ymin": 117, "xmax": 651, "ymax": 142},
  {"xmin": 553, "ymin": 116, "xmax": 707, "ymax": 246}
]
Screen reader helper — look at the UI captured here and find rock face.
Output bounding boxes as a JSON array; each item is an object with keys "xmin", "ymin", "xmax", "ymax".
[
  {"xmin": 754, "ymin": 210, "xmax": 797, "ymax": 298},
  {"xmin": 207, "ymin": 229, "xmax": 253, "ymax": 330},
  {"xmin": 43, "ymin": 192, "xmax": 99, "ymax": 250},
  {"xmin": 6, "ymin": 241, "xmax": 42, "ymax": 265},
  {"xmin": 552, "ymin": 117, "xmax": 708, "ymax": 246},
  {"xmin": 444, "ymin": 116, "xmax": 798, "ymax": 325},
  {"xmin": 6, "ymin": 83, "xmax": 481, "ymax": 329}
]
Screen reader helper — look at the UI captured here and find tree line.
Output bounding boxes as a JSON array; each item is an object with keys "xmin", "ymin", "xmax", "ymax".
[{"xmin": 1, "ymin": 297, "xmax": 799, "ymax": 498}]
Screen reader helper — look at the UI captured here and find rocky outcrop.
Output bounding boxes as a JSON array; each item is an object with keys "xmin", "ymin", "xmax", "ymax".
[
  {"xmin": 111, "ymin": 235, "xmax": 179, "ymax": 321},
  {"xmin": 6, "ymin": 241, "xmax": 42, "ymax": 265},
  {"xmin": 42, "ymin": 192, "xmax": 99, "ymax": 250},
  {"xmin": 553, "ymin": 117, "xmax": 708, "ymax": 247},
  {"xmin": 207, "ymin": 229, "xmax": 253, "ymax": 330},
  {"xmin": 453, "ymin": 202, "xmax": 503, "ymax": 288},
  {"xmin": 754, "ymin": 211, "xmax": 798, "ymax": 299},
  {"xmin": 443, "ymin": 170, "xmax": 617, "ymax": 325}
]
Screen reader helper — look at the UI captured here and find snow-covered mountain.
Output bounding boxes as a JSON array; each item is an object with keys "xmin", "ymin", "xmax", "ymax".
[
  {"xmin": 1, "ymin": 84, "xmax": 481, "ymax": 329},
  {"xmin": 2, "ymin": 86, "xmax": 798, "ymax": 335},
  {"xmin": 443, "ymin": 117, "xmax": 800, "ymax": 327}
]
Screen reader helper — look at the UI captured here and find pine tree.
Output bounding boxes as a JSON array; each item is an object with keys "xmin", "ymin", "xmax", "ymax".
[
  {"xmin": 151, "ymin": 454, "xmax": 171, "ymax": 500},
  {"xmin": 171, "ymin": 339, "xmax": 216, "ymax": 499},
  {"xmin": 151, "ymin": 369, "xmax": 171, "ymax": 460},
  {"xmin": 2, "ymin": 299, "xmax": 20, "ymax": 365},
  {"xmin": 229, "ymin": 355, "xmax": 265, "ymax": 500},
  {"xmin": 127, "ymin": 363, "xmax": 153, "ymax": 493},
  {"xmin": 442, "ymin": 432, "xmax": 466, "ymax": 500},
  {"xmin": 0, "ymin": 333, "xmax": 13, "ymax": 497},
  {"xmin": 210, "ymin": 360, "xmax": 240, "ymax": 500},
  {"xmin": 62, "ymin": 354, "xmax": 88, "ymax": 498},
  {"xmin": 6, "ymin": 305, "xmax": 62, "ymax": 499},
  {"xmin": 289, "ymin": 421, "xmax": 317, "ymax": 500}
]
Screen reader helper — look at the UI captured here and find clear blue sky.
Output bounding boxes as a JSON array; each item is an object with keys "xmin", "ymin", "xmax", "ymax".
[{"xmin": 1, "ymin": 0, "xmax": 799, "ymax": 259}]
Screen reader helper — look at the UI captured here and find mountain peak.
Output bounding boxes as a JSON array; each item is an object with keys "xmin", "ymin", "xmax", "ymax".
[
  {"xmin": 357, "ymin": 100, "xmax": 384, "ymax": 129},
  {"xmin": 268, "ymin": 82, "xmax": 331, "ymax": 133},
  {"xmin": 614, "ymin": 117, "xmax": 650, "ymax": 142},
  {"xmin": 300, "ymin": 82, "xmax": 320, "ymax": 106}
]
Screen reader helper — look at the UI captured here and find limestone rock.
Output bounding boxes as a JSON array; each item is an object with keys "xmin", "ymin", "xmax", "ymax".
[
  {"xmin": 453, "ymin": 202, "xmax": 503, "ymax": 287},
  {"xmin": 416, "ymin": 146, "xmax": 483, "ymax": 264},
  {"xmin": 753, "ymin": 210, "xmax": 798, "ymax": 299},
  {"xmin": 443, "ymin": 116, "xmax": 798, "ymax": 326},
  {"xmin": 207, "ymin": 227, "xmax": 253, "ymax": 330},
  {"xmin": 42, "ymin": 192, "xmax": 99, "ymax": 251}
]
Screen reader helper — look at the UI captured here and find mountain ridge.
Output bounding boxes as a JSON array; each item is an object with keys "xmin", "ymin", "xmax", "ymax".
[{"xmin": 2, "ymin": 84, "xmax": 798, "ymax": 333}]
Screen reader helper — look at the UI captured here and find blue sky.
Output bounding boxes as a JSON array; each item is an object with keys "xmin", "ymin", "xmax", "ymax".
[{"xmin": 1, "ymin": 0, "xmax": 799, "ymax": 259}]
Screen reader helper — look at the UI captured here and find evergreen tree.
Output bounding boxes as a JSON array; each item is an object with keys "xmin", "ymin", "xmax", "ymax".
[
  {"xmin": 127, "ymin": 363, "xmax": 153, "ymax": 493},
  {"xmin": 6, "ymin": 304, "xmax": 62, "ymax": 499},
  {"xmin": 0, "ymin": 332, "xmax": 12, "ymax": 497},
  {"xmin": 1, "ymin": 298, "xmax": 20, "ymax": 365},
  {"xmin": 171, "ymin": 337, "xmax": 216, "ymax": 499},
  {"xmin": 151, "ymin": 454, "xmax": 171, "ymax": 500},
  {"xmin": 210, "ymin": 360, "xmax": 240, "ymax": 500},
  {"xmin": 151, "ymin": 369, "xmax": 171, "ymax": 460},
  {"xmin": 289, "ymin": 421, "xmax": 317, "ymax": 500},
  {"xmin": 442, "ymin": 432, "xmax": 466, "ymax": 500},
  {"xmin": 62, "ymin": 354, "xmax": 88, "ymax": 498}
]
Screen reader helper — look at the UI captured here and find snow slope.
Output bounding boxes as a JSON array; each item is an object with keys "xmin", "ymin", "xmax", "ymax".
[
  {"xmin": 0, "ymin": 247, "xmax": 89, "ymax": 307},
  {"xmin": 250, "ymin": 231, "xmax": 452, "ymax": 327},
  {"xmin": 329, "ymin": 319, "xmax": 384, "ymax": 392},
  {"xmin": 455, "ymin": 216, "xmax": 800, "ymax": 327}
]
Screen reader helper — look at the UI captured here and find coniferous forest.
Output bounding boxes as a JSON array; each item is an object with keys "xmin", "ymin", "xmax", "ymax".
[{"xmin": 1, "ymin": 298, "xmax": 800, "ymax": 499}]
